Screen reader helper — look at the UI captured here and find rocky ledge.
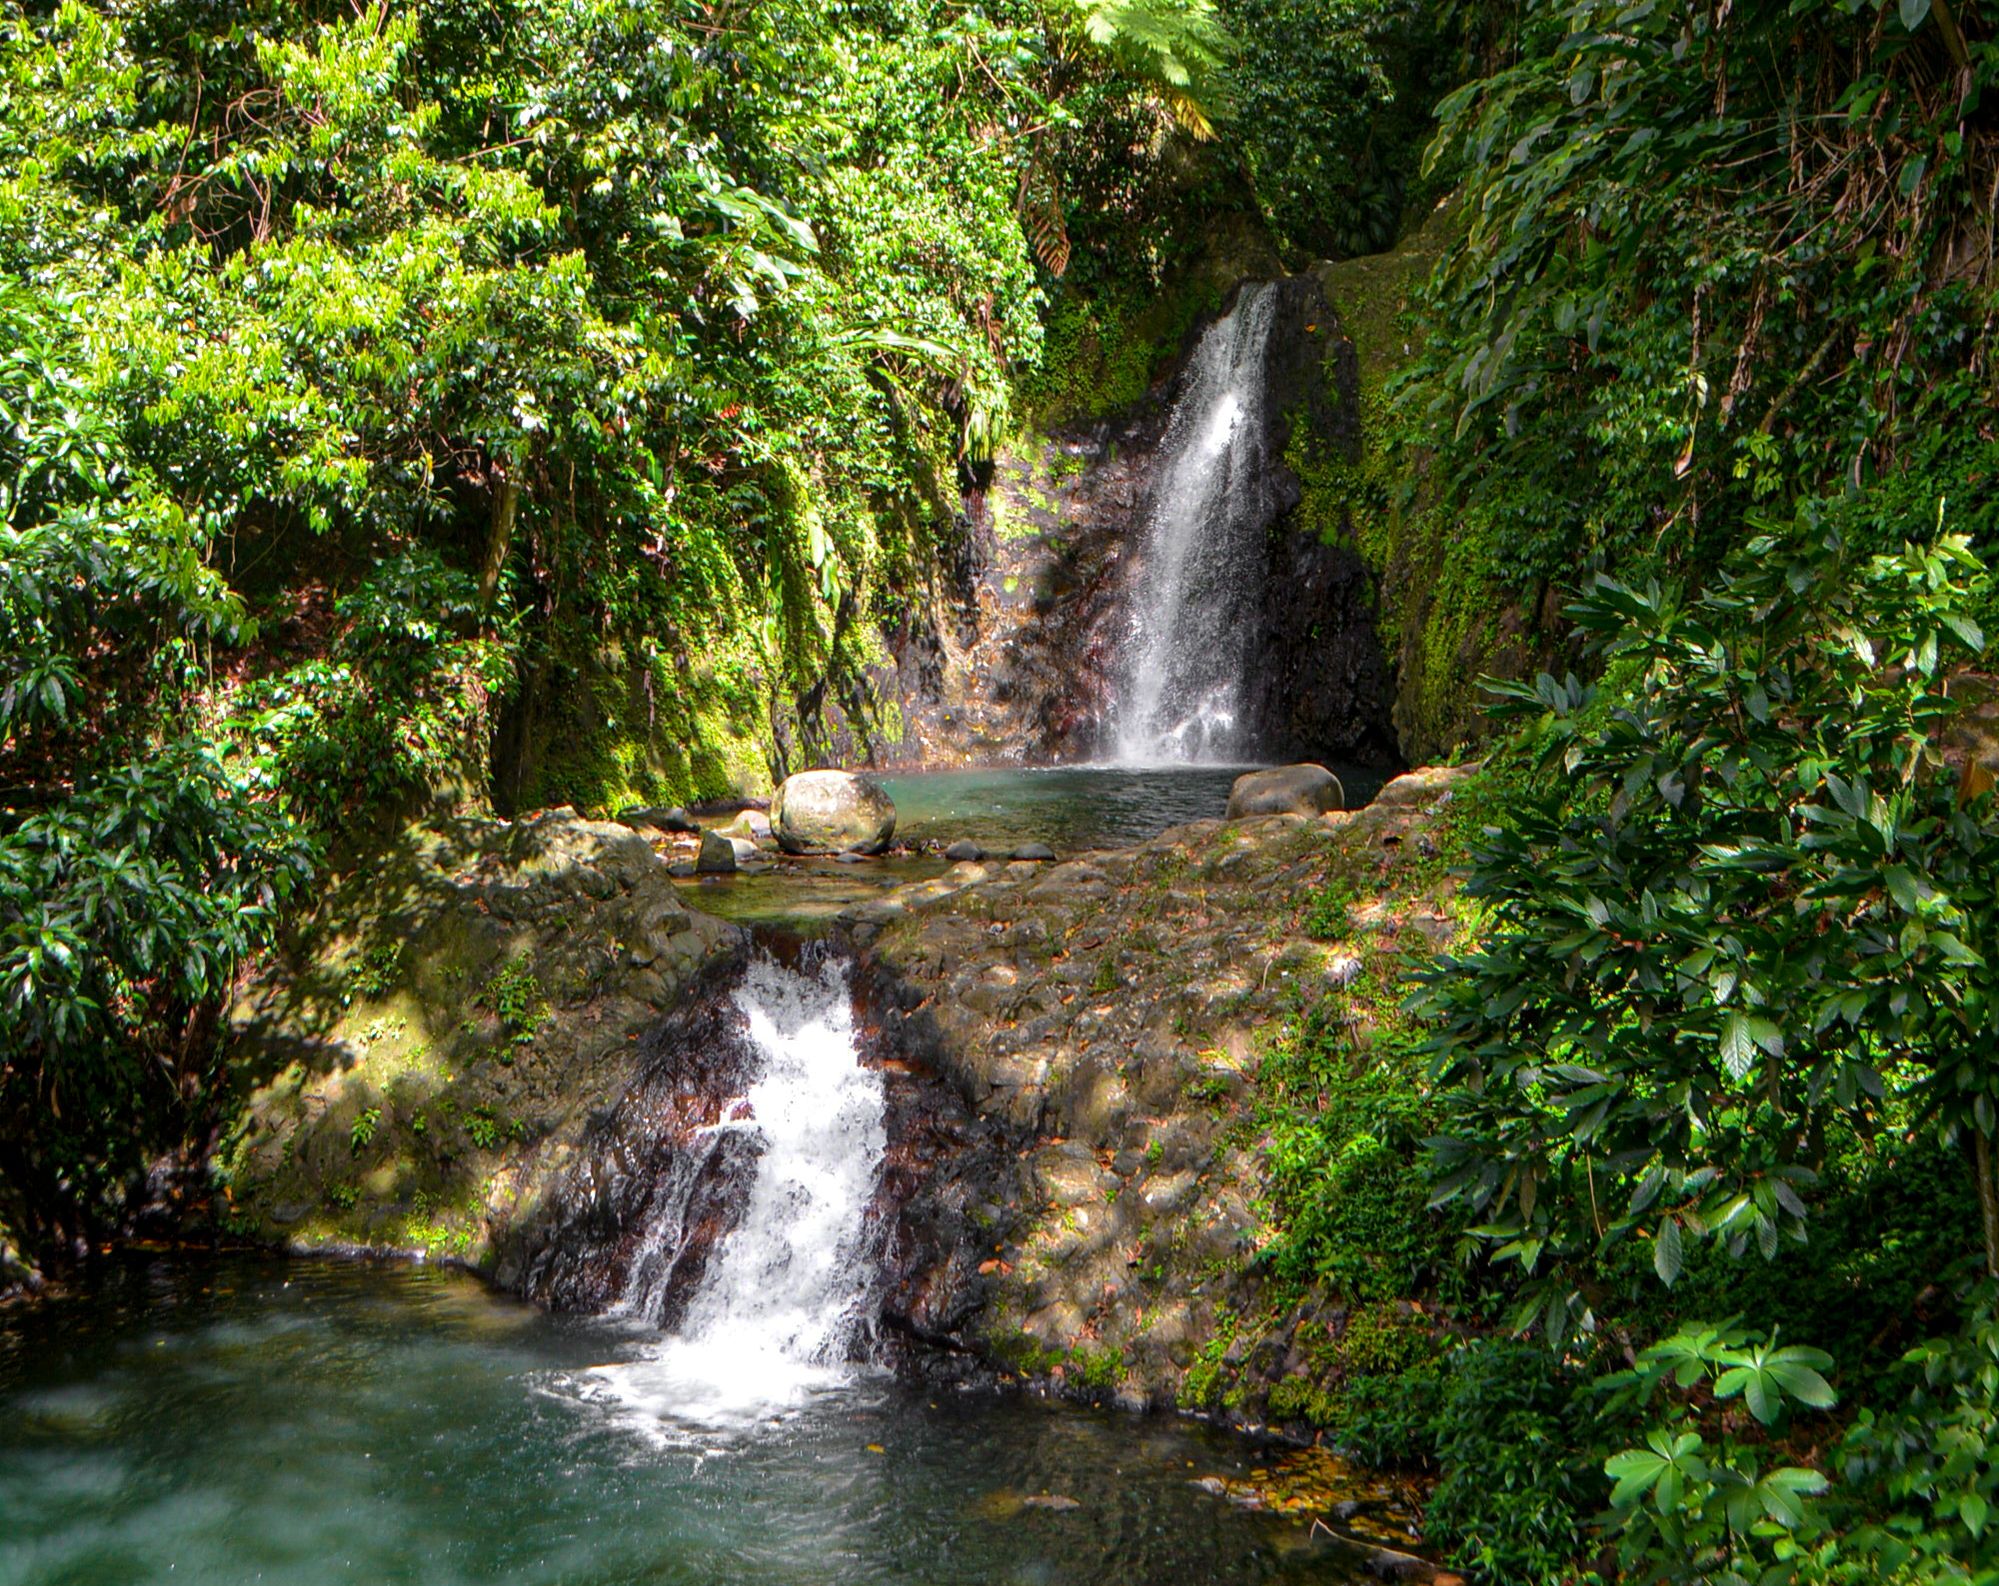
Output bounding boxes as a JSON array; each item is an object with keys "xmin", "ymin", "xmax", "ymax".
[
  {"xmin": 218, "ymin": 809, "xmax": 742, "ymax": 1266},
  {"xmin": 847, "ymin": 765, "xmax": 1475, "ymax": 1422}
]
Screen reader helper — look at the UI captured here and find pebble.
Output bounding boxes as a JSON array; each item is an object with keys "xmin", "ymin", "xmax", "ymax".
[
  {"xmin": 1011, "ymin": 842, "xmax": 1056, "ymax": 861},
  {"xmin": 945, "ymin": 839, "xmax": 985, "ymax": 862}
]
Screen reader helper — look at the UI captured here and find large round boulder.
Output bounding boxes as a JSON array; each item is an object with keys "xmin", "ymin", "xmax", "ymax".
[
  {"xmin": 770, "ymin": 770, "xmax": 897, "ymax": 855},
  {"xmin": 1225, "ymin": 763, "xmax": 1346, "ymax": 820}
]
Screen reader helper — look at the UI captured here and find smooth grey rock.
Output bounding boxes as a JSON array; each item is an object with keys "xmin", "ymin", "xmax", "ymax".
[
  {"xmin": 716, "ymin": 810, "xmax": 773, "ymax": 842},
  {"xmin": 726, "ymin": 836, "xmax": 760, "ymax": 863},
  {"xmin": 833, "ymin": 850, "xmax": 873, "ymax": 864},
  {"xmin": 1011, "ymin": 842, "xmax": 1056, "ymax": 861},
  {"xmin": 667, "ymin": 861, "xmax": 696, "ymax": 878},
  {"xmin": 1225, "ymin": 763, "xmax": 1345, "ymax": 820},
  {"xmin": 696, "ymin": 829, "xmax": 738, "ymax": 874},
  {"xmin": 616, "ymin": 804, "xmax": 697, "ymax": 833},
  {"xmin": 770, "ymin": 769, "xmax": 896, "ymax": 855},
  {"xmin": 944, "ymin": 839, "xmax": 985, "ymax": 862}
]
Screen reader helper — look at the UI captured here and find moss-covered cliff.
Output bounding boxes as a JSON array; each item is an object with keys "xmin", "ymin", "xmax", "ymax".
[{"xmin": 1292, "ymin": 208, "xmax": 1540, "ymax": 764}]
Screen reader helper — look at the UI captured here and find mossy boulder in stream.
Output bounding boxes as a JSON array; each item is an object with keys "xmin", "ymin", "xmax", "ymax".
[
  {"xmin": 771, "ymin": 770, "xmax": 897, "ymax": 855},
  {"xmin": 217, "ymin": 811, "xmax": 741, "ymax": 1268}
]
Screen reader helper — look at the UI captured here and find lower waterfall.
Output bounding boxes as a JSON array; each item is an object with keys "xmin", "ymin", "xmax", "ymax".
[{"xmin": 580, "ymin": 952, "xmax": 888, "ymax": 1433}]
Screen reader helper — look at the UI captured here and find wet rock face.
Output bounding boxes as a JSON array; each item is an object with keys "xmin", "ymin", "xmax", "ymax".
[
  {"xmin": 221, "ymin": 809, "xmax": 743, "ymax": 1267},
  {"xmin": 879, "ymin": 274, "xmax": 1398, "ymax": 769},
  {"xmin": 770, "ymin": 770, "xmax": 897, "ymax": 855},
  {"xmin": 838, "ymin": 766, "xmax": 1476, "ymax": 1419},
  {"xmin": 496, "ymin": 985, "xmax": 763, "ymax": 1322},
  {"xmin": 879, "ymin": 419, "xmax": 1170, "ymax": 766}
]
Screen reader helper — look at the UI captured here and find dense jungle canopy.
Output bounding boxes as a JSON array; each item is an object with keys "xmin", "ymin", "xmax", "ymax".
[{"xmin": 4, "ymin": 0, "xmax": 1999, "ymax": 1579}]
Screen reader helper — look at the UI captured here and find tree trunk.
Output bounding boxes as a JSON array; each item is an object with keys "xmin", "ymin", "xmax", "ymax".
[
  {"xmin": 478, "ymin": 473, "xmax": 520, "ymax": 615},
  {"xmin": 1974, "ymin": 1128, "xmax": 1999, "ymax": 1278}
]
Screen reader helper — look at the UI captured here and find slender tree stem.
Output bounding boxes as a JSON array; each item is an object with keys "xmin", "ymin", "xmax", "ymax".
[
  {"xmin": 479, "ymin": 474, "xmax": 520, "ymax": 615},
  {"xmin": 1974, "ymin": 1128, "xmax": 1999, "ymax": 1278}
]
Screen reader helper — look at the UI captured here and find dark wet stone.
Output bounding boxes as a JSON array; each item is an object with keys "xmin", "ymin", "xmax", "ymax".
[
  {"xmin": 617, "ymin": 804, "xmax": 697, "ymax": 833},
  {"xmin": 1225, "ymin": 764, "xmax": 1345, "ymax": 819},
  {"xmin": 697, "ymin": 830, "xmax": 738, "ymax": 874}
]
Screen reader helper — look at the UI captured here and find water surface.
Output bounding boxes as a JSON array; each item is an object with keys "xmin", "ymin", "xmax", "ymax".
[
  {"xmin": 0, "ymin": 1259, "xmax": 1383, "ymax": 1586},
  {"xmin": 685, "ymin": 763, "xmax": 1387, "ymax": 928}
]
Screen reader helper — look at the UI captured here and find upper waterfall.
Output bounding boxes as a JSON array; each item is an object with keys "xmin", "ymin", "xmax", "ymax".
[{"xmin": 1108, "ymin": 282, "xmax": 1285, "ymax": 764}]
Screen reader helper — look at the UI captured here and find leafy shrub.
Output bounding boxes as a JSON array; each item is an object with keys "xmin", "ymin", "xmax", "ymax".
[
  {"xmin": 464, "ymin": 1109, "xmax": 507, "ymax": 1151},
  {"xmin": 1301, "ymin": 878, "xmax": 1355, "ymax": 941},
  {"xmin": 488, "ymin": 957, "xmax": 545, "ymax": 1044},
  {"xmin": 0, "ymin": 748, "xmax": 314, "ymax": 1257},
  {"xmin": 1256, "ymin": 1002, "xmax": 1447, "ymax": 1302},
  {"xmin": 346, "ymin": 940, "xmax": 405, "ymax": 1002},
  {"xmin": 1426, "ymin": 1340, "xmax": 1596, "ymax": 1585},
  {"xmin": 1422, "ymin": 518, "xmax": 1999, "ymax": 1342},
  {"xmin": 226, "ymin": 553, "xmax": 512, "ymax": 831}
]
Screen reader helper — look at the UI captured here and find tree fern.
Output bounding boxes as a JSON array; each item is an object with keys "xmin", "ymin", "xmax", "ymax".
[{"xmin": 1072, "ymin": 0, "xmax": 1232, "ymax": 137}]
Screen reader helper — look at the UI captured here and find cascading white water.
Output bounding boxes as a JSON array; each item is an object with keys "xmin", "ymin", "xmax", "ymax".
[
  {"xmin": 580, "ymin": 953, "xmax": 887, "ymax": 1435},
  {"xmin": 1109, "ymin": 282, "xmax": 1283, "ymax": 765}
]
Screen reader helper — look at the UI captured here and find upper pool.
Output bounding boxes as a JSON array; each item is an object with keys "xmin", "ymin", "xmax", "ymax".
[
  {"xmin": 878, "ymin": 762, "xmax": 1388, "ymax": 854},
  {"xmin": 676, "ymin": 762, "xmax": 1390, "ymax": 928}
]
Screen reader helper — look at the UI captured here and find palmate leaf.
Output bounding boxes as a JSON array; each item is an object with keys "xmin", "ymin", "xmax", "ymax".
[
  {"xmin": 1714, "ymin": 1341, "xmax": 1837, "ymax": 1425},
  {"xmin": 1606, "ymin": 1428, "xmax": 1708, "ymax": 1512}
]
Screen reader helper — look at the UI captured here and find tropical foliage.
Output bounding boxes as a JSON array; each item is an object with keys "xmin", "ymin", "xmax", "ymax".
[{"xmin": 0, "ymin": 0, "xmax": 1237, "ymax": 1261}]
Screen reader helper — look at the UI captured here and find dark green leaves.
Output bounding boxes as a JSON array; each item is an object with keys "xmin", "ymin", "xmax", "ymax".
[
  {"xmin": 1420, "ymin": 515, "xmax": 1998, "ymax": 1326},
  {"xmin": 1653, "ymin": 1213, "xmax": 1684, "ymax": 1285}
]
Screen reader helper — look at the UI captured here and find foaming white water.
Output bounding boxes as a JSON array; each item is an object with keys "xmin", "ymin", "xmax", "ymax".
[
  {"xmin": 1111, "ymin": 283, "xmax": 1283, "ymax": 765},
  {"xmin": 577, "ymin": 954, "xmax": 886, "ymax": 1437}
]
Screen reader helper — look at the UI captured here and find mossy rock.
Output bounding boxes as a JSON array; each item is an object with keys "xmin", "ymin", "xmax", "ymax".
[{"xmin": 219, "ymin": 809, "xmax": 742, "ymax": 1268}]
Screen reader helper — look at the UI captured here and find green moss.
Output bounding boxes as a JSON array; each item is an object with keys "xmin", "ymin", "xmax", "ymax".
[
  {"xmin": 1301, "ymin": 877, "xmax": 1357, "ymax": 941},
  {"xmin": 1018, "ymin": 276, "xmax": 1222, "ymax": 431},
  {"xmin": 990, "ymin": 1329, "xmax": 1065, "ymax": 1378},
  {"xmin": 1182, "ymin": 1307, "xmax": 1239, "ymax": 1407},
  {"xmin": 1287, "ymin": 205, "xmax": 1522, "ymax": 762},
  {"xmin": 1069, "ymin": 1345, "xmax": 1126, "ymax": 1391},
  {"xmin": 1267, "ymin": 1376, "xmax": 1340, "ymax": 1426}
]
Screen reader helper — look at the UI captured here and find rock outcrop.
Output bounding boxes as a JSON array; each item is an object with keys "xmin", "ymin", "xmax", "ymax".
[
  {"xmin": 1226, "ymin": 763, "xmax": 1347, "ymax": 819},
  {"xmin": 881, "ymin": 276, "xmax": 1399, "ymax": 769},
  {"xmin": 219, "ymin": 810, "xmax": 742, "ymax": 1266},
  {"xmin": 842, "ymin": 764, "xmax": 1476, "ymax": 1420}
]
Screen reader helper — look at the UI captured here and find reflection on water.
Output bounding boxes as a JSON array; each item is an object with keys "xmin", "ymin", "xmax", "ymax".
[
  {"xmin": 883, "ymin": 764, "xmax": 1254, "ymax": 850},
  {"xmin": 0, "ymin": 1258, "xmax": 1379, "ymax": 1586}
]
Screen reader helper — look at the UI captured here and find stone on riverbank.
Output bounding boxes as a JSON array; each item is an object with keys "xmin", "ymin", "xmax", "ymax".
[
  {"xmin": 1225, "ymin": 763, "xmax": 1345, "ymax": 819},
  {"xmin": 697, "ymin": 830, "xmax": 739, "ymax": 873},
  {"xmin": 616, "ymin": 804, "xmax": 697, "ymax": 833},
  {"xmin": 771, "ymin": 770, "xmax": 897, "ymax": 855}
]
